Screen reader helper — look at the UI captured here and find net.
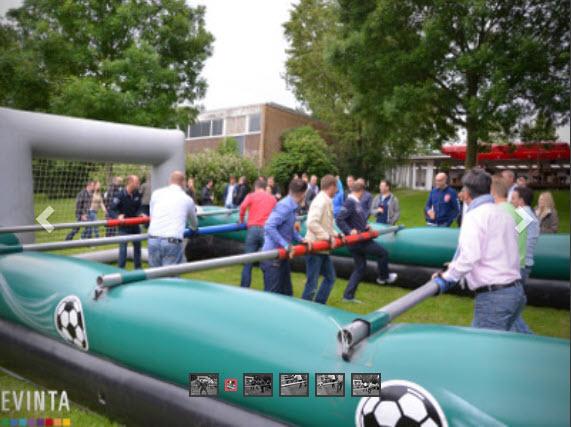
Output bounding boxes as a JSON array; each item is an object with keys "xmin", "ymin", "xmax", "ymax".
[{"xmin": 32, "ymin": 158, "xmax": 151, "ymax": 245}]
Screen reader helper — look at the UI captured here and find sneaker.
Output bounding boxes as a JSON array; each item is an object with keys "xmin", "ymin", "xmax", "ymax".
[
  {"xmin": 376, "ymin": 273, "xmax": 398, "ymax": 285},
  {"xmin": 342, "ymin": 298, "xmax": 363, "ymax": 304}
]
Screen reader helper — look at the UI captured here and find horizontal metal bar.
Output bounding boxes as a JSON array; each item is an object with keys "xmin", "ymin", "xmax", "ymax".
[
  {"xmin": 0, "ymin": 224, "xmax": 248, "ymax": 255},
  {"xmin": 374, "ymin": 279, "xmax": 439, "ymax": 323},
  {"xmin": 0, "ymin": 219, "xmax": 109, "ymax": 234},
  {"xmin": 95, "ymin": 230, "xmax": 381, "ymax": 295},
  {"xmin": 338, "ymin": 279, "xmax": 438, "ymax": 361},
  {"xmin": 97, "ymin": 249, "xmax": 281, "ymax": 288},
  {"xmin": 0, "ymin": 208, "xmax": 239, "ymax": 234}
]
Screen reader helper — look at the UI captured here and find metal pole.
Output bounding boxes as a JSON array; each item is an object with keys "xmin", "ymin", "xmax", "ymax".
[
  {"xmin": 94, "ymin": 230, "xmax": 382, "ymax": 297},
  {"xmin": 338, "ymin": 279, "xmax": 438, "ymax": 361},
  {"xmin": 0, "ymin": 234, "xmax": 150, "ymax": 254},
  {"xmin": 0, "ymin": 224, "xmax": 247, "ymax": 255},
  {"xmin": 0, "ymin": 209, "xmax": 240, "ymax": 234},
  {"xmin": 97, "ymin": 250, "xmax": 281, "ymax": 288}
]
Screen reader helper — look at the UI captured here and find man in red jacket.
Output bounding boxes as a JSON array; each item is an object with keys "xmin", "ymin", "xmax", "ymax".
[{"xmin": 239, "ymin": 179, "xmax": 277, "ymax": 287}]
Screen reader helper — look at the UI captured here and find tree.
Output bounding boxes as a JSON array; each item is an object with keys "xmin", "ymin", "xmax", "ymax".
[
  {"xmin": 284, "ymin": 0, "xmax": 400, "ymax": 181},
  {"xmin": 0, "ymin": 0, "xmax": 213, "ymax": 128},
  {"xmin": 520, "ymin": 113, "xmax": 558, "ymax": 142},
  {"xmin": 266, "ymin": 126, "xmax": 337, "ymax": 187},
  {"xmin": 329, "ymin": 0, "xmax": 570, "ymax": 168},
  {"xmin": 217, "ymin": 137, "xmax": 240, "ymax": 156},
  {"xmin": 186, "ymin": 151, "xmax": 259, "ymax": 203}
]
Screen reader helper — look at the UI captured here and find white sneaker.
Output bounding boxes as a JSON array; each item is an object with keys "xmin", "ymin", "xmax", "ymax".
[{"xmin": 376, "ymin": 273, "xmax": 398, "ymax": 285}]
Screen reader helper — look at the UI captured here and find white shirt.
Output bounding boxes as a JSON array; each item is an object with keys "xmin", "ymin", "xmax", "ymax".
[
  {"xmin": 148, "ymin": 184, "xmax": 198, "ymax": 239},
  {"xmin": 443, "ymin": 203, "xmax": 521, "ymax": 290},
  {"xmin": 225, "ymin": 184, "xmax": 235, "ymax": 207}
]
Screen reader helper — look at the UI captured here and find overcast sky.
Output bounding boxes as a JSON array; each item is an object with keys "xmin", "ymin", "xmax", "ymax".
[
  {"xmin": 188, "ymin": 0, "xmax": 299, "ymax": 111},
  {"xmin": 1, "ymin": 0, "xmax": 568, "ymax": 140}
]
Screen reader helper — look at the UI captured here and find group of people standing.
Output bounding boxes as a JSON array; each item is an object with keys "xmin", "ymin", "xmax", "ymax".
[
  {"xmin": 425, "ymin": 170, "xmax": 560, "ymax": 233},
  {"xmin": 239, "ymin": 175, "xmax": 398, "ymax": 304},
  {"xmin": 67, "ymin": 166, "xmax": 561, "ymax": 333}
]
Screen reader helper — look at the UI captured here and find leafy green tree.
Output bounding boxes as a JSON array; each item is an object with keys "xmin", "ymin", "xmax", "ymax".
[
  {"xmin": 0, "ymin": 0, "xmax": 213, "ymax": 128},
  {"xmin": 328, "ymin": 0, "xmax": 570, "ymax": 167},
  {"xmin": 216, "ymin": 137, "xmax": 240, "ymax": 156},
  {"xmin": 186, "ymin": 151, "xmax": 259, "ymax": 203},
  {"xmin": 520, "ymin": 113, "xmax": 558, "ymax": 142},
  {"xmin": 284, "ymin": 0, "xmax": 394, "ymax": 181},
  {"xmin": 267, "ymin": 126, "xmax": 337, "ymax": 187}
]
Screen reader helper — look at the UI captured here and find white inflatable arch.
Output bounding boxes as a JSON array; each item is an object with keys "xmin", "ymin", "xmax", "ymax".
[{"xmin": 0, "ymin": 108, "xmax": 185, "ymax": 243}]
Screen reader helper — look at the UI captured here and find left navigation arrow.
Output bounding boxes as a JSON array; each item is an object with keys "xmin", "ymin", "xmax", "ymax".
[{"xmin": 36, "ymin": 206, "xmax": 55, "ymax": 233}]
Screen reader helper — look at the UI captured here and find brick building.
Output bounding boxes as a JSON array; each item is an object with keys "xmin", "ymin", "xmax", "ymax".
[{"xmin": 186, "ymin": 103, "xmax": 328, "ymax": 167}]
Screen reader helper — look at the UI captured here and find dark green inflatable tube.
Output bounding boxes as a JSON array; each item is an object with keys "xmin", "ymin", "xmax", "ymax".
[
  {"xmin": 197, "ymin": 208, "xmax": 570, "ymax": 281},
  {"xmin": 0, "ymin": 250, "xmax": 569, "ymax": 426}
]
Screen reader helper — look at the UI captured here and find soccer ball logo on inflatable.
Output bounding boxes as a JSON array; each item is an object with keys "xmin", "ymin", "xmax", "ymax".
[
  {"xmin": 355, "ymin": 380, "xmax": 447, "ymax": 427},
  {"xmin": 54, "ymin": 295, "xmax": 89, "ymax": 351}
]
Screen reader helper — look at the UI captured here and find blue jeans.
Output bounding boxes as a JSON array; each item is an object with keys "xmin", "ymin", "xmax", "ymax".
[
  {"xmin": 105, "ymin": 211, "xmax": 117, "ymax": 237},
  {"xmin": 344, "ymin": 240, "xmax": 389, "ymax": 300},
  {"xmin": 65, "ymin": 215, "xmax": 87, "ymax": 240},
  {"xmin": 509, "ymin": 268, "xmax": 533, "ymax": 334},
  {"xmin": 472, "ymin": 282, "xmax": 527, "ymax": 331},
  {"xmin": 261, "ymin": 259, "xmax": 292, "ymax": 296},
  {"xmin": 82, "ymin": 210, "xmax": 100, "ymax": 239},
  {"xmin": 118, "ymin": 227, "xmax": 142, "ymax": 269},
  {"xmin": 302, "ymin": 254, "xmax": 336, "ymax": 304},
  {"xmin": 148, "ymin": 237, "xmax": 184, "ymax": 267},
  {"xmin": 240, "ymin": 226, "xmax": 264, "ymax": 287}
]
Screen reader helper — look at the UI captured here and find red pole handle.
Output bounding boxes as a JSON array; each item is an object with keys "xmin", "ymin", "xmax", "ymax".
[
  {"xmin": 277, "ymin": 230, "xmax": 380, "ymax": 259},
  {"xmin": 106, "ymin": 216, "xmax": 150, "ymax": 227}
]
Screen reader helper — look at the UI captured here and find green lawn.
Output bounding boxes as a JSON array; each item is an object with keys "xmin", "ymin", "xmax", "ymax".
[{"xmin": 0, "ymin": 370, "xmax": 118, "ymax": 426}]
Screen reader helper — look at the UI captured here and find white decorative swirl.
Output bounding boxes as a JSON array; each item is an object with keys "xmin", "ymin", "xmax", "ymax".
[{"xmin": 0, "ymin": 272, "xmax": 58, "ymax": 334}]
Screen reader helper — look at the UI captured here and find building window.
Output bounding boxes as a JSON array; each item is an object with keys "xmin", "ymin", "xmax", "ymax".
[
  {"xmin": 211, "ymin": 119, "xmax": 223, "ymax": 136},
  {"xmin": 189, "ymin": 121, "xmax": 209, "ymax": 138},
  {"xmin": 225, "ymin": 116, "xmax": 246, "ymax": 135},
  {"xmin": 248, "ymin": 114, "xmax": 261, "ymax": 132},
  {"xmin": 234, "ymin": 135, "xmax": 246, "ymax": 155},
  {"xmin": 189, "ymin": 119, "xmax": 224, "ymax": 138}
]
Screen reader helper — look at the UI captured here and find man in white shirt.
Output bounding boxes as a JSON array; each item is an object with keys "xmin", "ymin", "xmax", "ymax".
[
  {"xmin": 223, "ymin": 176, "xmax": 237, "ymax": 209},
  {"xmin": 302, "ymin": 175, "xmax": 340, "ymax": 304},
  {"xmin": 433, "ymin": 168, "xmax": 526, "ymax": 332},
  {"xmin": 148, "ymin": 171, "xmax": 198, "ymax": 267}
]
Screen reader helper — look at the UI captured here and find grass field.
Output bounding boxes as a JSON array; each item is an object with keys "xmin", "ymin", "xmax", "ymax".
[{"xmin": 1, "ymin": 189, "xmax": 568, "ymax": 424}]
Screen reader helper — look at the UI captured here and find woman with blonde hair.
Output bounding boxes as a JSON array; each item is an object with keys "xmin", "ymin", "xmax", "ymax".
[
  {"xmin": 535, "ymin": 191, "xmax": 559, "ymax": 233},
  {"xmin": 85, "ymin": 180, "xmax": 107, "ymax": 238}
]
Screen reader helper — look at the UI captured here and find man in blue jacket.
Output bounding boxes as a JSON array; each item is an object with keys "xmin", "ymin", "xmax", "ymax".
[
  {"xmin": 424, "ymin": 172, "xmax": 459, "ymax": 227},
  {"xmin": 336, "ymin": 181, "xmax": 398, "ymax": 303},
  {"xmin": 261, "ymin": 179, "xmax": 309, "ymax": 295}
]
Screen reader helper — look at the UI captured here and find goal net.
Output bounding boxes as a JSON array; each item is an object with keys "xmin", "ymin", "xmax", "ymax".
[{"xmin": 32, "ymin": 157, "xmax": 151, "ymax": 244}]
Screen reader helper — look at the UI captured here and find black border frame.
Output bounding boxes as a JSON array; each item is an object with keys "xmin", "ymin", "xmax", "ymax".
[
  {"xmin": 243, "ymin": 373, "xmax": 273, "ymax": 397},
  {"xmin": 278, "ymin": 373, "xmax": 309, "ymax": 397},
  {"xmin": 350, "ymin": 373, "xmax": 381, "ymax": 397},
  {"xmin": 188, "ymin": 373, "xmax": 219, "ymax": 397},
  {"xmin": 315, "ymin": 373, "xmax": 345, "ymax": 397}
]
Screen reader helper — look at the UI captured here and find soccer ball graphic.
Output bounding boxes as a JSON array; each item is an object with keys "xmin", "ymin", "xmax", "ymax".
[
  {"xmin": 54, "ymin": 295, "xmax": 89, "ymax": 351},
  {"xmin": 355, "ymin": 380, "xmax": 447, "ymax": 427}
]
